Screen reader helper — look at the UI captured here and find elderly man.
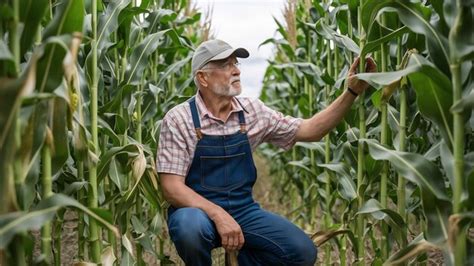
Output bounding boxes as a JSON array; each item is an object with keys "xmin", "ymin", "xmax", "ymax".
[{"xmin": 157, "ymin": 39, "xmax": 376, "ymax": 265}]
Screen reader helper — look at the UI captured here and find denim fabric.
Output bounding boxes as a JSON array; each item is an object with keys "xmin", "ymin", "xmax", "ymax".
[{"xmin": 167, "ymin": 97, "xmax": 317, "ymax": 265}]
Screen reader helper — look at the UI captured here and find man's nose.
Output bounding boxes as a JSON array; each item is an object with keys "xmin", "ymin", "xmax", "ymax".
[{"xmin": 232, "ymin": 65, "xmax": 241, "ymax": 75}]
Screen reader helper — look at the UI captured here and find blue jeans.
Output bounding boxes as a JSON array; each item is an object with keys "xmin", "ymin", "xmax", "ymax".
[{"xmin": 168, "ymin": 205, "xmax": 317, "ymax": 266}]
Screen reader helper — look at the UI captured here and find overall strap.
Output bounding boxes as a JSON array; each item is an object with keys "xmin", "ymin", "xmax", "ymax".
[
  {"xmin": 188, "ymin": 97, "xmax": 203, "ymax": 139},
  {"xmin": 238, "ymin": 111, "xmax": 246, "ymax": 133}
]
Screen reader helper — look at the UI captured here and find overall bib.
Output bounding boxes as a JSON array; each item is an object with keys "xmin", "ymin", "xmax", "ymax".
[{"xmin": 167, "ymin": 97, "xmax": 317, "ymax": 266}]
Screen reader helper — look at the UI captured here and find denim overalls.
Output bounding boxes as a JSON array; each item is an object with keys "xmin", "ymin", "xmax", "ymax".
[{"xmin": 167, "ymin": 97, "xmax": 317, "ymax": 265}]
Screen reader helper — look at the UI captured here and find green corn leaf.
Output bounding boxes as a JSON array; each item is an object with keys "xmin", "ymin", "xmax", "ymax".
[
  {"xmin": 288, "ymin": 160, "xmax": 313, "ymax": 175},
  {"xmin": 157, "ymin": 55, "xmax": 191, "ymax": 87},
  {"xmin": 295, "ymin": 142, "xmax": 326, "ymax": 155},
  {"xmin": 318, "ymin": 162, "xmax": 357, "ymax": 201},
  {"xmin": 273, "ymin": 16, "xmax": 288, "ymax": 42},
  {"xmin": 357, "ymin": 199, "xmax": 406, "ymax": 228},
  {"xmin": 97, "ymin": 144, "xmax": 144, "ymax": 184},
  {"xmin": 466, "ymin": 153, "xmax": 474, "ymax": 210},
  {"xmin": 407, "ymin": 57, "xmax": 454, "ymax": 149},
  {"xmin": 150, "ymin": 212, "xmax": 163, "ymax": 235},
  {"xmin": 448, "ymin": 5, "xmax": 474, "ymax": 61},
  {"xmin": 357, "ymin": 53, "xmax": 454, "ymax": 148},
  {"xmin": 37, "ymin": 0, "xmax": 84, "ymax": 93},
  {"xmin": 361, "ymin": 26, "xmax": 410, "ymax": 57},
  {"xmin": 272, "ymin": 62, "xmax": 326, "ymax": 87},
  {"xmin": 124, "ymin": 29, "xmax": 178, "ymax": 85},
  {"xmin": 145, "ymin": 9, "xmax": 177, "ymax": 35},
  {"xmin": 42, "ymin": 0, "xmax": 84, "ymax": 40},
  {"xmin": 0, "ymin": 41, "xmax": 12, "ymax": 59},
  {"xmin": 109, "ymin": 156, "xmax": 128, "ymax": 192},
  {"xmin": 19, "ymin": 0, "xmax": 48, "ymax": 55},
  {"xmin": 0, "ymin": 40, "xmax": 15, "ymax": 76},
  {"xmin": 451, "ymin": 91, "xmax": 474, "ymax": 112},
  {"xmin": 363, "ymin": 139, "xmax": 451, "ymax": 243},
  {"xmin": 139, "ymin": 173, "xmax": 162, "ymax": 210},
  {"xmin": 97, "ymin": 0, "xmax": 131, "ymax": 53},
  {"xmin": 36, "ymin": 34, "xmax": 72, "ymax": 93},
  {"xmin": 362, "ymin": 0, "xmax": 450, "ymax": 74},
  {"xmin": 137, "ymin": 232, "xmax": 159, "ymax": 258},
  {"xmin": 0, "ymin": 194, "xmax": 118, "ymax": 248},
  {"xmin": 0, "ymin": 52, "xmax": 40, "ymax": 213},
  {"xmin": 98, "ymin": 117, "xmax": 121, "ymax": 145},
  {"xmin": 440, "ymin": 140, "xmax": 456, "ymax": 192},
  {"xmin": 362, "ymin": 139, "xmax": 448, "ymax": 200},
  {"xmin": 313, "ymin": 20, "xmax": 360, "ymax": 54},
  {"xmin": 131, "ymin": 215, "xmax": 147, "ymax": 234},
  {"xmin": 51, "ymin": 97, "xmax": 69, "ymax": 177}
]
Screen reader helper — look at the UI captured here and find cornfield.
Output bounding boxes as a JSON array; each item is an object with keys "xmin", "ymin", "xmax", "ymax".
[{"xmin": 0, "ymin": 0, "xmax": 473, "ymax": 265}]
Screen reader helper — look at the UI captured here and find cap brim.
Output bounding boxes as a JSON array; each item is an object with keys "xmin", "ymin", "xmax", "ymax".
[{"xmin": 209, "ymin": 47, "xmax": 249, "ymax": 62}]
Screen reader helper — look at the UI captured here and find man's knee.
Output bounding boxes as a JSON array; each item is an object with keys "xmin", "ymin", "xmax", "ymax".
[
  {"xmin": 168, "ymin": 207, "xmax": 215, "ymax": 247},
  {"xmin": 288, "ymin": 237, "xmax": 317, "ymax": 265}
]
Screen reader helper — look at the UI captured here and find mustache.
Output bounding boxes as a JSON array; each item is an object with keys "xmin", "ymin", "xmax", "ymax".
[{"xmin": 230, "ymin": 78, "xmax": 240, "ymax": 83}]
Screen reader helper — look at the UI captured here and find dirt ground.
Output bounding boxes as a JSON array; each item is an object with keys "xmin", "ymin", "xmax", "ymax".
[{"xmin": 32, "ymin": 154, "xmax": 446, "ymax": 265}]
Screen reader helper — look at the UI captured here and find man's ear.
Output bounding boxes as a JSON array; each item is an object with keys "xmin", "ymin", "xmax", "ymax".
[{"xmin": 196, "ymin": 72, "xmax": 208, "ymax": 88}]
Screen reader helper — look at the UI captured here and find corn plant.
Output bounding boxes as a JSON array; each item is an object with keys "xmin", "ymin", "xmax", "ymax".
[
  {"xmin": 0, "ymin": 0, "xmax": 208, "ymax": 264},
  {"xmin": 261, "ymin": 0, "xmax": 474, "ymax": 265}
]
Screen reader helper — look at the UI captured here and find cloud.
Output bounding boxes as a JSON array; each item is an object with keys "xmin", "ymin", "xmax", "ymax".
[{"xmin": 194, "ymin": 0, "xmax": 285, "ymax": 98}]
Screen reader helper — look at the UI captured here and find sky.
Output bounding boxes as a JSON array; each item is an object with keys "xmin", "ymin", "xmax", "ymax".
[{"xmin": 193, "ymin": 0, "xmax": 287, "ymax": 98}]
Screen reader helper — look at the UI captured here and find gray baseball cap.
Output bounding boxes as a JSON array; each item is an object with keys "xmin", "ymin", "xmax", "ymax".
[{"xmin": 192, "ymin": 39, "xmax": 249, "ymax": 75}]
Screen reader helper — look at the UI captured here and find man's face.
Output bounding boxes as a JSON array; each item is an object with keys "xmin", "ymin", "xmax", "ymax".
[{"xmin": 201, "ymin": 56, "xmax": 241, "ymax": 97}]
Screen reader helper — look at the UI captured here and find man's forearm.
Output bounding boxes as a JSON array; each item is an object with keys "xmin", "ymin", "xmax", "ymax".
[
  {"xmin": 161, "ymin": 176, "xmax": 223, "ymax": 219},
  {"xmin": 297, "ymin": 90, "xmax": 357, "ymax": 141}
]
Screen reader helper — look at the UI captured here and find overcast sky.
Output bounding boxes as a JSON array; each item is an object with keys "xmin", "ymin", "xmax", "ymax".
[{"xmin": 193, "ymin": 0, "xmax": 287, "ymax": 98}]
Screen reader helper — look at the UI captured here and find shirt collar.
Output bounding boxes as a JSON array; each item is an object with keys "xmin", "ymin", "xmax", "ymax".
[{"xmin": 195, "ymin": 90, "xmax": 248, "ymax": 122}]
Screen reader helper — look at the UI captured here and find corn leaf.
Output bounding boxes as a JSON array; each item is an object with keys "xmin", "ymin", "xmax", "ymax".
[
  {"xmin": 124, "ymin": 29, "xmax": 176, "ymax": 85},
  {"xmin": 384, "ymin": 234, "xmax": 436, "ymax": 265},
  {"xmin": 51, "ymin": 97, "xmax": 69, "ymax": 177},
  {"xmin": 451, "ymin": 91, "xmax": 474, "ymax": 112},
  {"xmin": 363, "ymin": 139, "xmax": 451, "ymax": 243},
  {"xmin": 361, "ymin": 26, "xmax": 410, "ymax": 57},
  {"xmin": 37, "ymin": 0, "xmax": 84, "ymax": 93},
  {"xmin": 313, "ymin": 20, "xmax": 360, "ymax": 54},
  {"xmin": 318, "ymin": 162, "xmax": 357, "ymax": 201},
  {"xmin": 0, "ymin": 194, "xmax": 118, "ymax": 248},
  {"xmin": 19, "ymin": 0, "xmax": 48, "ymax": 55},
  {"xmin": 448, "ymin": 5, "xmax": 474, "ymax": 61},
  {"xmin": 97, "ymin": 0, "xmax": 131, "ymax": 53},
  {"xmin": 362, "ymin": 0, "xmax": 450, "ymax": 74},
  {"xmin": 357, "ymin": 53, "xmax": 455, "ymax": 149}
]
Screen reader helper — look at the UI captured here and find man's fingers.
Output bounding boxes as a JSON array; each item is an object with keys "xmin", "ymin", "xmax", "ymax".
[
  {"xmin": 232, "ymin": 234, "xmax": 239, "ymax": 249},
  {"xmin": 350, "ymin": 56, "xmax": 377, "ymax": 75},
  {"xmin": 226, "ymin": 237, "xmax": 233, "ymax": 250},
  {"xmin": 222, "ymin": 235, "xmax": 229, "ymax": 247},
  {"xmin": 349, "ymin": 56, "xmax": 360, "ymax": 74},
  {"xmin": 238, "ymin": 232, "xmax": 245, "ymax": 249},
  {"xmin": 365, "ymin": 57, "xmax": 377, "ymax": 72}
]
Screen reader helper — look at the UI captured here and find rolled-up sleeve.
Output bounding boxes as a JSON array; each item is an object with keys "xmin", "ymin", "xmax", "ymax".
[
  {"xmin": 156, "ymin": 114, "xmax": 190, "ymax": 177},
  {"xmin": 259, "ymin": 100, "xmax": 302, "ymax": 150}
]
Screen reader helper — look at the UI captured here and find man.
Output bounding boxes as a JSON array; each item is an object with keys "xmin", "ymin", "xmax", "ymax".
[{"xmin": 157, "ymin": 39, "xmax": 376, "ymax": 265}]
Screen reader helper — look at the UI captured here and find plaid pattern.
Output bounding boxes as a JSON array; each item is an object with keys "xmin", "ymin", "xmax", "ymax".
[{"xmin": 156, "ymin": 92, "xmax": 302, "ymax": 176}]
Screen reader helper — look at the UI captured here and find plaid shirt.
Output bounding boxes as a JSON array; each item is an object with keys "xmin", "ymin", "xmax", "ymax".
[{"xmin": 156, "ymin": 92, "xmax": 302, "ymax": 177}]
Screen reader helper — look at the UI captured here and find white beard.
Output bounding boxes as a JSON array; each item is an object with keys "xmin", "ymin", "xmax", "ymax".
[{"xmin": 212, "ymin": 82, "xmax": 241, "ymax": 97}]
